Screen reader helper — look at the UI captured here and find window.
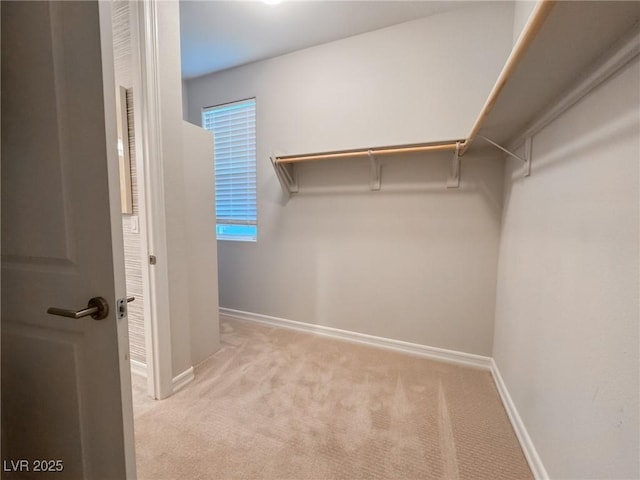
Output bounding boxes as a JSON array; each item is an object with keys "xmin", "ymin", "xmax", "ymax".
[{"xmin": 202, "ymin": 98, "xmax": 257, "ymax": 241}]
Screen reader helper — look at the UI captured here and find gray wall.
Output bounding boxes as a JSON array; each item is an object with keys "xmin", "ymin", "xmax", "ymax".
[
  {"xmin": 493, "ymin": 59, "xmax": 640, "ymax": 479},
  {"xmin": 184, "ymin": 4, "xmax": 514, "ymax": 356}
]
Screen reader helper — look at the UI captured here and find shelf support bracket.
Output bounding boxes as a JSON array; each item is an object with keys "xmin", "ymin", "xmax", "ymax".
[
  {"xmin": 271, "ymin": 157, "xmax": 298, "ymax": 196},
  {"xmin": 523, "ymin": 136, "xmax": 532, "ymax": 177},
  {"xmin": 478, "ymin": 135, "xmax": 532, "ymax": 176},
  {"xmin": 447, "ymin": 142, "xmax": 461, "ymax": 188},
  {"xmin": 368, "ymin": 150, "xmax": 381, "ymax": 191}
]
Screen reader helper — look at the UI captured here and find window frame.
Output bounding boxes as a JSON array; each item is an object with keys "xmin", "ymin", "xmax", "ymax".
[{"xmin": 202, "ymin": 98, "xmax": 257, "ymax": 242}]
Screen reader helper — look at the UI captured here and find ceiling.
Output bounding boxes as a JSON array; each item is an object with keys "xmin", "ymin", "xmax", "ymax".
[{"xmin": 179, "ymin": 1, "xmax": 471, "ymax": 79}]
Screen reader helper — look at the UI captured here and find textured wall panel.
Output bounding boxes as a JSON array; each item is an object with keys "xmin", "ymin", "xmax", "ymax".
[{"xmin": 113, "ymin": 1, "xmax": 146, "ymax": 364}]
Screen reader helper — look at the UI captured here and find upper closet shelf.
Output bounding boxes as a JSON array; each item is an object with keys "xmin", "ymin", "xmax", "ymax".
[
  {"xmin": 465, "ymin": 0, "xmax": 640, "ymax": 157},
  {"xmin": 272, "ymin": 0, "xmax": 640, "ymax": 195},
  {"xmin": 271, "ymin": 140, "xmax": 465, "ymax": 194}
]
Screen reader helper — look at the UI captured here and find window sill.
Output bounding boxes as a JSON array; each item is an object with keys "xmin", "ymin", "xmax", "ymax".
[{"xmin": 217, "ymin": 236, "xmax": 257, "ymax": 243}]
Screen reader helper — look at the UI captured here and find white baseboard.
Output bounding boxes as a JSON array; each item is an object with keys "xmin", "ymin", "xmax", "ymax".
[
  {"xmin": 130, "ymin": 359, "xmax": 147, "ymax": 378},
  {"xmin": 219, "ymin": 307, "xmax": 492, "ymax": 370},
  {"xmin": 490, "ymin": 359, "xmax": 548, "ymax": 480},
  {"xmin": 132, "ymin": 359, "xmax": 193, "ymax": 394},
  {"xmin": 172, "ymin": 366, "xmax": 194, "ymax": 393}
]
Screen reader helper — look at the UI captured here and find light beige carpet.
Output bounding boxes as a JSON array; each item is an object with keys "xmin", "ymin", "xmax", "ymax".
[{"xmin": 134, "ymin": 319, "xmax": 532, "ymax": 480}]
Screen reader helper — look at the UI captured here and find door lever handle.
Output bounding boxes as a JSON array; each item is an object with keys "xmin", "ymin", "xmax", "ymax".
[{"xmin": 47, "ymin": 296, "xmax": 109, "ymax": 320}]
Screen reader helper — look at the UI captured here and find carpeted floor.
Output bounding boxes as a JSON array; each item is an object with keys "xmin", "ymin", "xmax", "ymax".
[{"xmin": 134, "ymin": 318, "xmax": 532, "ymax": 480}]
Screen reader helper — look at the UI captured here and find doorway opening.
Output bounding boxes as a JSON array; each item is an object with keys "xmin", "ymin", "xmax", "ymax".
[{"xmin": 111, "ymin": 0, "xmax": 156, "ymax": 414}]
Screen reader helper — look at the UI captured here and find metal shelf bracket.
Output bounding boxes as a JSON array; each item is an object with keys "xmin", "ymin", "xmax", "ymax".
[
  {"xmin": 447, "ymin": 142, "xmax": 461, "ymax": 188},
  {"xmin": 478, "ymin": 135, "xmax": 532, "ymax": 177},
  {"xmin": 523, "ymin": 136, "xmax": 532, "ymax": 177},
  {"xmin": 271, "ymin": 156, "xmax": 298, "ymax": 196},
  {"xmin": 368, "ymin": 150, "xmax": 381, "ymax": 191}
]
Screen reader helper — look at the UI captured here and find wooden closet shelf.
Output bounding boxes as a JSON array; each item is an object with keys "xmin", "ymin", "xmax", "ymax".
[
  {"xmin": 274, "ymin": 141, "xmax": 463, "ymax": 164},
  {"xmin": 272, "ymin": 0, "xmax": 640, "ymax": 194}
]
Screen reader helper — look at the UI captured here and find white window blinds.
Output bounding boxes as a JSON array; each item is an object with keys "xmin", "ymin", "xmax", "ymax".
[{"xmin": 202, "ymin": 98, "xmax": 257, "ymax": 241}]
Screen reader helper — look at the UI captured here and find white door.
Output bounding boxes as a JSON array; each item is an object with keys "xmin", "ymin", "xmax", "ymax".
[{"xmin": 1, "ymin": 2, "xmax": 135, "ymax": 478}]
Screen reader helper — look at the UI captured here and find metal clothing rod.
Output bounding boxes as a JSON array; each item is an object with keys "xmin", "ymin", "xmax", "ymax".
[
  {"xmin": 275, "ymin": 141, "xmax": 463, "ymax": 164},
  {"xmin": 460, "ymin": 0, "xmax": 556, "ymax": 155}
]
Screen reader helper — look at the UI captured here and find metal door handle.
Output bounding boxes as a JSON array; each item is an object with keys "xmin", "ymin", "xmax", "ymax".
[{"xmin": 47, "ymin": 296, "xmax": 109, "ymax": 320}]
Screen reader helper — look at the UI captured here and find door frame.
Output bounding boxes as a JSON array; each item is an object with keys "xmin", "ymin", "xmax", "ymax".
[{"xmin": 129, "ymin": 0, "xmax": 174, "ymax": 400}]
